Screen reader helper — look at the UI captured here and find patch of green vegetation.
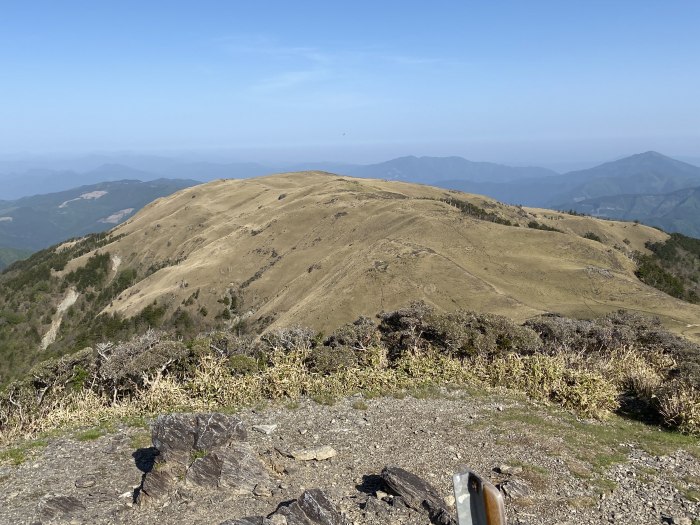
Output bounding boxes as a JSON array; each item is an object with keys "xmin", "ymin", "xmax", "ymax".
[
  {"xmin": 583, "ymin": 231, "xmax": 602, "ymax": 242},
  {"xmin": 527, "ymin": 221, "xmax": 563, "ymax": 233},
  {"xmin": 76, "ymin": 428, "xmax": 104, "ymax": 441},
  {"xmin": 64, "ymin": 252, "xmax": 111, "ymax": 291},
  {"xmin": 351, "ymin": 399, "xmax": 368, "ymax": 410},
  {"xmin": 492, "ymin": 403, "xmax": 700, "ymax": 480},
  {"xmin": 190, "ymin": 449, "xmax": 208, "ymax": 462},
  {"xmin": 590, "ymin": 477, "xmax": 618, "ymax": 495},
  {"xmin": 438, "ymin": 197, "xmax": 515, "ymax": 226},
  {"xmin": 636, "ymin": 232, "xmax": 700, "ymax": 303},
  {"xmin": 130, "ymin": 432, "xmax": 152, "ymax": 450},
  {"xmin": 566, "ymin": 496, "xmax": 597, "ymax": 508},
  {"xmin": 311, "ymin": 392, "xmax": 337, "ymax": 406},
  {"xmin": 0, "ymin": 447, "xmax": 27, "ymax": 465},
  {"xmin": 0, "ymin": 439, "xmax": 48, "ymax": 465},
  {"xmin": 0, "ymin": 247, "xmax": 32, "ymax": 271},
  {"xmin": 408, "ymin": 383, "xmax": 444, "ymax": 400},
  {"xmin": 563, "ymin": 209, "xmax": 589, "ymax": 217}
]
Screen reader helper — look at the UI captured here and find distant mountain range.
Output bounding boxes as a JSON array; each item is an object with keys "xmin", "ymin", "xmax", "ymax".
[
  {"xmin": 568, "ymin": 186, "xmax": 700, "ymax": 238},
  {"xmin": 335, "ymin": 155, "xmax": 557, "ymax": 184},
  {"xmin": 0, "ymin": 155, "xmax": 556, "ymax": 200},
  {"xmin": 2, "ymin": 151, "xmax": 700, "ymax": 247},
  {"xmin": 0, "ymin": 178, "xmax": 197, "ymax": 269}
]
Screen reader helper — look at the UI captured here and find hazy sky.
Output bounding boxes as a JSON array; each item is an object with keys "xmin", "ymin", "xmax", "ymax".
[{"xmin": 2, "ymin": 1, "xmax": 699, "ymax": 164}]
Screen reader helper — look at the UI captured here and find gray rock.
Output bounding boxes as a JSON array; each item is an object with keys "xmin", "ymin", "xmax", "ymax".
[
  {"xmin": 151, "ymin": 413, "xmax": 198, "ymax": 465},
  {"xmin": 144, "ymin": 414, "xmax": 269, "ymax": 502},
  {"xmin": 253, "ymin": 424, "xmax": 278, "ymax": 435},
  {"xmin": 138, "ymin": 467, "xmax": 177, "ymax": 504},
  {"xmin": 221, "ymin": 518, "xmax": 273, "ymax": 525},
  {"xmin": 185, "ymin": 444, "xmax": 271, "ymax": 493},
  {"xmin": 275, "ymin": 489, "xmax": 347, "ymax": 525},
  {"xmin": 218, "ymin": 443, "xmax": 271, "ymax": 494},
  {"xmin": 39, "ymin": 496, "xmax": 85, "ymax": 520},
  {"xmin": 362, "ymin": 496, "xmax": 391, "ymax": 516},
  {"xmin": 187, "ymin": 453, "xmax": 224, "ymax": 488},
  {"xmin": 499, "ymin": 478, "xmax": 530, "ymax": 500},
  {"xmin": 380, "ymin": 466, "xmax": 456, "ymax": 525},
  {"xmin": 195, "ymin": 413, "xmax": 247, "ymax": 450},
  {"xmin": 290, "ymin": 445, "xmax": 337, "ymax": 461},
  {"xmin": 152, "ymin": 413, "xmax": 247, "ymax": 465}
]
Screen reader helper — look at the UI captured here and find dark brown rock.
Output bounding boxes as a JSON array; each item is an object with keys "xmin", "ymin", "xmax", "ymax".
[{"xmin": 381, "ymin": 466, "xmax": 456, "ymax": 525}]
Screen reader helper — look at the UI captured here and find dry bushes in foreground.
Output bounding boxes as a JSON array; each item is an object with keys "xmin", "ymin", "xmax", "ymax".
[{"xmin": 0, "ymin": 305, "xmax": 698, "ymax": 443}]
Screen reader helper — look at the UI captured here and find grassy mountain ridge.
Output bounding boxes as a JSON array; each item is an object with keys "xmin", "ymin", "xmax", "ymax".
[{"xmin": 3, "ymin": 171, "xmax": 700, "ymax": 385}]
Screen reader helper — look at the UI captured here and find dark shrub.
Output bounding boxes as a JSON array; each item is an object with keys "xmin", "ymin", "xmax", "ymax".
[
  {"xmin": 306, "ymin": 345, "xmax": 358, "ymax": 375},
  {"xmin": 379, "ymin": 302, "xmax": 541, "ymax": 359},
  {"xmin": 325, "ymin": 316, "xmax": 380, "ymax": 350},
  {"xmin": 377, "ymin": 301, "xmax": 435, "ymax": 358},
  {"xmin": 260, "ymin": 326, "xmax": 318, "ymax": 352},
  {"xmin": 97, "ymin": 331, "xmax": 190, "ymax": 396},
  {"xmin": 228, "ymin": 355, "xmax": 262, "ymax": 375},
  {"xmin": 425, "ymin": 311, "xmax": 541, "ymax": 358}
]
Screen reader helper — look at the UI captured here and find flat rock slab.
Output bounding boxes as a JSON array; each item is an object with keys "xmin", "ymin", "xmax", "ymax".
[
  {"xmin": 39, "ymin": 495, "xmax": 86, "ymax": 521},
  {"xmin": 222, "ymin": 518, "xmax": 273, "ymax": 525},
  {"xmin": 253, "ymin": 424, "xmax": 278, "ymax": 435},
  {"xmin": 381, "ymin": 466, "xmax": 456, "ymax": 525},
  {"xmin": 290, "ymin": 445, "xmax": 337, "ymax": 461}
]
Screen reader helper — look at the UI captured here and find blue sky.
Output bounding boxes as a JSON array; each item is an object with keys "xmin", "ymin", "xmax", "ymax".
[{"xmin": 1, "ymin": 1, "xmax": 699, "ymax": 164}]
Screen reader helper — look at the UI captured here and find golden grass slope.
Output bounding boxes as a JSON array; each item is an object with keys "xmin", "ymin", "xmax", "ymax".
[{"xmin": 62, "ymin": 172, "xmax": 700, "ymax": 340}]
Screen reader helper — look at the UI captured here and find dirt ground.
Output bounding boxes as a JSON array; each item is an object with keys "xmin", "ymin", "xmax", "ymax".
[{"xmin": 1, "ymin": 389, "xmax": 698, "ymax": 525}]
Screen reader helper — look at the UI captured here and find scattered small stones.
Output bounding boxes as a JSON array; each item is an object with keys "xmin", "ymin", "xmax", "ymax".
[{"xmin": 3, "ymin": 398, "xmax": 698, "ymax": 525}]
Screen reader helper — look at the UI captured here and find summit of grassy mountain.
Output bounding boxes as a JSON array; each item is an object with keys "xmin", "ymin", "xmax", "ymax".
[{"xmin": 47, "ymin": 171, "xmax": 699, "ymax": 340}]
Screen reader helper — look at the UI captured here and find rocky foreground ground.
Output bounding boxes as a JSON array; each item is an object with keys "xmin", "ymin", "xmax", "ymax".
[{"xmin": 0, "ymin": 390, "xmax": 698, "ymax": 525}]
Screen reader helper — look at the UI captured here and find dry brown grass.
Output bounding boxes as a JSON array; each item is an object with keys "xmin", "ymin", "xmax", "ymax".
[
  {"xmin": 58, "ymin": 171, "xmax": 699, "ymax": 341},
  {"xmin": 4, "ymin": 337, "xmax": 696, "ymax": 445}
]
